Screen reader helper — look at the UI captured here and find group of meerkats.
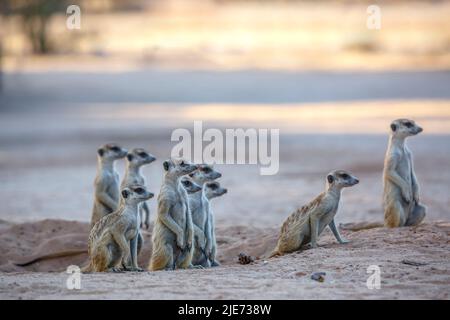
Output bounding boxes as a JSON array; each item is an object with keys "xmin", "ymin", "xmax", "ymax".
[{"xmin": 83, "ymin": 118, "xmax": 426, "ymax": 272}]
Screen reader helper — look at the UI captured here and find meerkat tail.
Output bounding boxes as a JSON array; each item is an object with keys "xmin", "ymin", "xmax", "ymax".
[
  {"xmin": 268, "ymin": 249, "xmax": 281, "ymax": 259},
  {"xmin": 339, "ymin": 222, "xmax": 384, "ymax": 231},
  {"xmin": 13, "ymin": 249, "xmax": 87, "ymax": 267}
]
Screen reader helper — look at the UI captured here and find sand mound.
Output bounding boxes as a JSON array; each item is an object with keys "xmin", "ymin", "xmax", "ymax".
[{"xmin": 0, "ymin": 219, "xmax": 280, "ymax": 272}]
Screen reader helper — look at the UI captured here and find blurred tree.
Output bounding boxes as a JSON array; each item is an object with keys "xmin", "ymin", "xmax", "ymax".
[{"xmin": 1, "ymin": 0, "xmax": 69, "ymax": 54}]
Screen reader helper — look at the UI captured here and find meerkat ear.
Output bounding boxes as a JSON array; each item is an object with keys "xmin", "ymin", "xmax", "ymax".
[
  {"xmin": 97, "ymin": 148, "xmax": 104, "ymax": 157},
  {"xmin": 163, "ymin": 160, "xmax": 170, "ymax": 171},
  {"xmin": 327, "ymin": 175, "xmax": 334, "ymax": 184},
  {"xmin": 188, "ymin": 172, "xmax": 195, "ymax": 177},
  {"xmin": 121, "ymin": 189, "xmax": 130, "ymax": 199},
  {"xmin": 127, "ymin": 154, "xmax": 134, "ymax": 161},
  {"xmin": 391, "ymin": 123, "xmax": 397, "ymax": 132}
]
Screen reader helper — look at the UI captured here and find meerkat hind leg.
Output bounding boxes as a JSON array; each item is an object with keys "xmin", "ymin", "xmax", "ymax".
[
  {"xmin": 384, "ymin": 200, "xmax": 405, "ymax": 228},
  {"xmin": 405, "ymin": 203, "xmax": 426, "ymax": 226}
]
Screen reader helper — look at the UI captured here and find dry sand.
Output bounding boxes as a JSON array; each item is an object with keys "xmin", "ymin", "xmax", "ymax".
[{"xmin": 0, "ymin": 219, "xmax": 449, "ymax": 299}]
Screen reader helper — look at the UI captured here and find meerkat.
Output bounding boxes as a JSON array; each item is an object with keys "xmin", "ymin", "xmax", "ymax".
[
  {"xmin": 383, "ymin": 119, "xmax": 426, "ymax": 228},
  {"xmin": 121, "ymin": 148, "xmax": 156, "ymax": 230},
  {"xmin": 188, "ymin": 165, "xmax": 222, "ymax": 268},
  {"xmin": 180, "ymin": 176, "xmax": 202, "ymax": 194},
  {"xmin": 90, "ymin": 144, "xmax": 127, "ymax": 229},
  {"xmin": 149, "ymin": 159, "xmax": 199, "ymax": 271},
  {"xmin": 204, "ymin": 181, "xmax": 227, "ymax": 267},
  {"xmin": 83, "ymin": 185, "xmax": 154, "ymax": 272},
  {"xmin": 270, "ymin": 170, "xmax": 359, "ymax": 257}
]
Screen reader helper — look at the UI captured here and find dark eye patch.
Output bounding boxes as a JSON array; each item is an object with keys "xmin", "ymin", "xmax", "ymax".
[
  {"xmin": 182, "ymin": 181, "xmax": 191, "ymax": 187},
  {"xmin": 138, "ymin": 151, "xmax": 147, "ymax": 157},
  {"xmin": 110, "ymin": 146, "xmax": 120, "ymax": 152},
  {"xmin": 134, "ymin": 187, "xmax": 145, "ymax": 194},
  {"xmin": 341, "ymin": 174, "xmax": 349, "ymax": 179},
  {"xmin": 202, "ymin": 167, "xmax": 212, "ymax": 173},
  {"xmin": 404, "ymin": 122, "xmax": 413, "ymax": 128},
  {"xmin": 180, "ymin": 161, "xmax": 185, "ymax": 166},
  {"xmin": 208, "ymin": 183, "xmax": 218, "ymax": 190}
]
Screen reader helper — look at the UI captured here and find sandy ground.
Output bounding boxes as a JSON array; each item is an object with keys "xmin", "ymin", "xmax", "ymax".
[{"xmin": 0, "ymin": 220, "xmax": 449, "ymax": 299}]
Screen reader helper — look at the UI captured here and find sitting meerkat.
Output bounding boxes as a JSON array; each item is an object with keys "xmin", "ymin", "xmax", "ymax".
[
  {"xmin": 149, "ymin": 159, "xmax": 198, "ymax": 271},
  {"xmin": 83, "ymin": 185, "xmax": 154, "ymax": 272},
  {"xmin": 121, "ymin": 148, "xmax": 156, "ymax": 230},
  {"xmin": 188, "ymin": 165, "xmax": 222, "ymax": 268},
  {"xmin": 90, "ymin": 144, "xmax": 127, "ymax": 228},
  {"xmin": 270, "ymin": 170, "xmax": 359, "ymax": 257},
  {"xmin": 383, "ymin": 119, "xmax": 426, "ymax": 227},
  {"xmin": 204, "ymin": 181, "xmax": 227, "ymax": 267}
]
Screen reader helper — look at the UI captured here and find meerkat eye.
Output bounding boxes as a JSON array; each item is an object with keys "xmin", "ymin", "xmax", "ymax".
[
  {"xmin": 202, "ymin": 167, "xmax": 212, "ymax": 173},
  {"xmin": 111, "ymin": 146, "xmax": 120, "ymax": 152},
  {"xmin": 209, "ymin": 183, "xmax": 218, "ymax": 190},
  {"xmin": 134, "ymin": 187, "xmax": 145, "ymax": 194},
  {"xmin": 182, "ymin": 181, "xmax": 191, "ymax": 187},
  {"xmin": 138, "ymin": 151, "xmax": 147, "ymax": 157},
  {"xmin": 341, "ymin": 174, "xmax": 349, "ymax": 179},
  {"xmin": 404, "ymin": 122, "xmax": 413, "ymax": 128}
]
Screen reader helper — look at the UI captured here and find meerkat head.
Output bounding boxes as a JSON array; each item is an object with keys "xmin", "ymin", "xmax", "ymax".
[
  {"xmin": 126, "ymin": 148, "xmax": 156, "ymax": 167},
  {"xmin": 204, "ymin": 181, "xmax": 227, "ymax": 200},
  {"xmin": 390, "ymin": 119, "xmax": 423, "ymax": 138},
  {"xmin": 189, "ymin": 164, "xmax": 222, "ymax": 184},
  {"xmin": 180, "ymin": 176, "xmax": 202, "ymax": 194},
  {"xmin": 121, "ymin": 185, "xmax": 154, "ymax": 204},
  {"xmin": 162, "ymin": 158, "xmax": 198, "ymax": 178},
  {"xmin": 326, "ymin": 170, "xmax": 359, "ymax": 189},
  {"xmin": 97, "ymin": 144, "xmax": 127, "ymax": 161}
]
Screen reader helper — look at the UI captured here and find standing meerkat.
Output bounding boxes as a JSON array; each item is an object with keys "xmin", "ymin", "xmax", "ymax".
[
  {"xmin": 180, "ymin": 176, "xmax": 202, "ymax": 195},
  {"xmin": 204, "ymin": 181, "xmax": 227, "ymax": 267},
  {"xmin": 383, "ymin": 119, "xmax": 426, "ymax": 228},
  {"xmin": 90, "ymin": 144, "xmax": 127, "ymax": 228},
  {"xmin": 188, "ymin": 165, "xmax": 222, "ymax": 268},
  {"xmin": 149, "ymin": 159, "xmax": 198, "ymax": 271},
  {"xmin": 121, "ymin": 148, "xmax": 156, "ymax": 230},
  {"xmin": 83, "ymin": 185, "xmax": 154, "ymax": 272},
  {"xmin": 270, "ymin": 170, "xmax": 359, "ymax": 257}
]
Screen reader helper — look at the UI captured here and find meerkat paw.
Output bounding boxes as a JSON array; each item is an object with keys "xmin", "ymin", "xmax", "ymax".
[
  {"xmin": 211, "ymin": 261, "xmax": 220, "ymax": 267},
  {"xmin": 109, "ymin": 267, "xmax": 125, "ymax": 273},
  {"xmin": 126, "ymin": 266, "xmax": 144, "ymax": 272}
]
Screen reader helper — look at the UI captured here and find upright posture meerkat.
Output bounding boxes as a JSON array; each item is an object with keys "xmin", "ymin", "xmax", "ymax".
[
  {"xmin": 149, "ymin": 159, "xmax": 198, "ymax": 271},
  {"xmin": 270, "ymin": 170, "xmax": 359, "ymax": 257},
  {"xmin": 84, "ymin": 185, "xmax": 154, "ymax": 272},
  {"xmin": 121, "ymin": 148, "xmax": 156, "ymax": 229},
  {"xmin": 204, "ymin": 181, "xmax": 227, "ymax": 267},
  {"xmin": 188, "ymin": 165, "xmax": 222, "ymax": 267},
  {"xmin": 180, "ymin": 176, "xmax": 202, "ymax": 194},
  {"xmin": 90, "ymin": 144, "xmax": 127, "ymax": 228},
  {"xmin": 383, "ymin": 119, "xmax": 426, "ymax": 228}
]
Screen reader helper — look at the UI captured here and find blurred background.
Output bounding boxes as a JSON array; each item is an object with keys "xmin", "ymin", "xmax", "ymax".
[{"xmin": 0, "ymin": 0, "xmax": 449, "ymax": 226}]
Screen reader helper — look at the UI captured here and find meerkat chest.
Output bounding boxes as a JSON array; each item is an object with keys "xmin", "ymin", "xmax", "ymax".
[{"xmin": 396, "ymin": 150, "xmax": 412, "ymax": 181}]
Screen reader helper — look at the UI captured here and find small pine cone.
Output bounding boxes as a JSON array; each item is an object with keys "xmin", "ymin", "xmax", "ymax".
[{"xmin": 238, "ymin": 252, "xmax": 254, "ymax": 265}]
